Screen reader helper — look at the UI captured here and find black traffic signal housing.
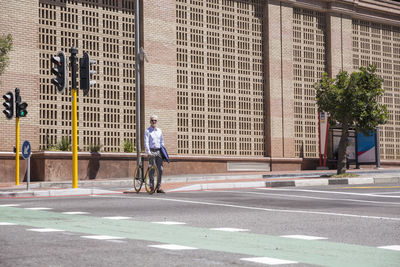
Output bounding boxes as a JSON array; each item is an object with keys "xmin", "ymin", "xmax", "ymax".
[
  {"xmin": 51, "ymin": 51, "xmax": 68, "ymax": 93},
  {"xmin": 79, "ymin": 52, "xmax": 96, "ymax": 96},
  {"xmin": 16, "ymin": 102, "xmax": 28, "ymax": 118},
  {"xmin": 14, "ymin": 88, "xmax": 28, "ymax": 118},
  {"xmin": 2, "ymin": 91, "xmax": 14, "ymax": 119}
]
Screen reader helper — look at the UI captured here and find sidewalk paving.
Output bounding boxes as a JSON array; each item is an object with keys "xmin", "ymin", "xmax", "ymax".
[{"xmin": 0, "ymin": 167, "xmax": 399, "ymax": 198}]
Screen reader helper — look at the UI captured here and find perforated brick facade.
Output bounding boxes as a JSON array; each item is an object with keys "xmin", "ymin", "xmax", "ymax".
[{"xmin": 1, "ymin": 0, "xmax": 400, "ymax": 170}]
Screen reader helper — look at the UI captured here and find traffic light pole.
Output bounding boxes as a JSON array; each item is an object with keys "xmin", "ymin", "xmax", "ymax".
[
  {"xmin": 135, "ymin": 0, "xmax": 141, "ymax": 166},
  {"xmin": 15, "ymin": 117, "xmax": 20, "ymax": 186},
  {"xmin": 70, "ymin": 47, "xmax": 78, "ymax": 188}
]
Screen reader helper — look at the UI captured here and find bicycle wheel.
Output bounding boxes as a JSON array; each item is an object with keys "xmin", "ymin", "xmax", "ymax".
[
  {"xmin": 145, "ymin": 164, "xmax": 159, "ymax": 194},
  {"xmin": 133, "ymin": 165, "xmax": 143, "ymax": 193}
]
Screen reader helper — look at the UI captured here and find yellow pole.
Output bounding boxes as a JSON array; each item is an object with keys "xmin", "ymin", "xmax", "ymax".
[
  {"xmin": 72, "ymin": 88, "xmax": 78, "ymax": 188},
  {"xmin": 15, "ymin": 117, "xmax": 20, "ymax": 185}
]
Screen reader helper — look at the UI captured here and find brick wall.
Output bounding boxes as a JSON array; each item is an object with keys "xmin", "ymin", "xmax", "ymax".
[{"xmin": 0, "ymin": 0, "xmax": 40, "ymax": 152}]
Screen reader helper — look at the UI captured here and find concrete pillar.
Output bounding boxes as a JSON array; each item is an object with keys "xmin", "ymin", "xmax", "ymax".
[
  {"xmin": 142, "ymin": 0, "xmax": 178, "ymax": 154},
  {"xmin": 264, "ymin": 0, "xmax": 295, "ymax": 158},
  {"xmin": 327, "ymin": 12, "xmax": 353, "ymax": 76}
]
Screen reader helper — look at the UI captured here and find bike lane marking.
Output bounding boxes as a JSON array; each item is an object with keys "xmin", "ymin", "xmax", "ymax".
[{"xmin": 1, "ymin": 206, "xmax": 399, "ymax": 267}]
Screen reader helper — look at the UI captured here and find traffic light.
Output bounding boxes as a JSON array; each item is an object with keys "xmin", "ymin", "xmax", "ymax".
[
  {"xmin": 16, "ymin": 102, "xmax": 28, "ymax": 118},
  {"xmin": 14, "ymin": 88, "xmax": 28, "ymax": 118},
  {"xmin": 2, "ymin": 91, "xmax": 14, "ymax": 119},
  {"xmin": 51, "ymin": 51, "xmax": 68, "ymax": 93},
  {"xmin": 79, "ymin": 52, "xmax": 96, "ymax": 96}
]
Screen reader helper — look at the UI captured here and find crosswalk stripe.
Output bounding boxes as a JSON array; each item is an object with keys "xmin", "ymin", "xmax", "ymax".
[
  {"xmin": 378, "ymin": 245, "xmax": 400, "ymax": 251},
  {"xmin": 151, "ymin": 221, "xmax": 186, "ymax": 225},
  {"xmin": 241, "ymin": 257, "xmax": 298, "ymax": 265},
  {"xmin": 81, "ymin": 235, "xmax": 126, "ymax": 240},
  {"xmin": 27, "ymin": 228, "xmax": 65, "ymax": 232},
  {"xmin": 281, "ymin": 235, "xmax": 328, "ymax": 240},
  {"xmin": 0, "ymin": 222, "xmax": 17, "ymax": 225},
  {"xmin": 62, "ymin": 211, "xmax": 90, "ymax": 215},
  {"xmin": 102, "ymin": 216, "xmax": 132, "ymax": 220},
  {"xmin": 210, "ymin": 227, "xmax": 249, "ymax": 232},
  {"xmin": 25, "ymin": 207, "xmax": 52, "ymax": 210},
  {"xmin": 148, "ymin": 244, "xmax": 197, "ymax": 250}
]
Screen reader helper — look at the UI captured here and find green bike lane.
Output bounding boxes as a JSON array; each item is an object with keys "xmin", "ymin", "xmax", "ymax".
[{"xmin": 1, "ymin": 206, "xmax": 399, "ymax": 266}]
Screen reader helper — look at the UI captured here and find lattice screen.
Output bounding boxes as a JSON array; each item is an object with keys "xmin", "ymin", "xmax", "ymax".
[
  {"xmin": 176, "ymin": 0, "xmax": 265, "ymax": 156},
  {"xmin": 293, "ymin": 8, "xmax": 326, "ymax": 158},
  {"xmin": 38, "ymin": 0, "xmax": 136, "ymax": 152},
  {"xmin": 352, "ymin": 20, "xmax": 400, "ymax": 159}
]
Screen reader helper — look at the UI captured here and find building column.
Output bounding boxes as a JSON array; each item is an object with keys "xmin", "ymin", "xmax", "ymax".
[
  {"xmin": 264, "ymin": 0, "xmax": 295, "ymax": 159},
  {"xmin": 142, "ymin": 0, "xmax": 178, "ymax": 154},
  {"xmin": 327, "ymin": 11, "xmax": 353, "ymax": 76}
]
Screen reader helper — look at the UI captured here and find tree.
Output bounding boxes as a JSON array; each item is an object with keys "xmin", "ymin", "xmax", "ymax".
[
  {"xmin": 0, "ymin": 34, "xmax": 13, "ymax": 76},
  {"xmin": 314, "ymin": 65, "xmax": 388, "ymax": 174}
]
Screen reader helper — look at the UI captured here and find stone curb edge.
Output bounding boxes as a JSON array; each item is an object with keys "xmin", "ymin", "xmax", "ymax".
[{"xmin": 1, "ymin": 177, "xmax": 399, "ymax": 197}]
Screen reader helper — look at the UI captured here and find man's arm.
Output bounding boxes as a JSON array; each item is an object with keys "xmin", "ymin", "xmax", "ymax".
[{"xmin": 144, "ymin": 129, "xmax": 150, "ymax": 154}]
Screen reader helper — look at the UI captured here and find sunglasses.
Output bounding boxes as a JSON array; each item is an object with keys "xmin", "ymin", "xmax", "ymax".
[{"xmin": 151, "ymin": 120, "xmax": 157, "ymax": 122}]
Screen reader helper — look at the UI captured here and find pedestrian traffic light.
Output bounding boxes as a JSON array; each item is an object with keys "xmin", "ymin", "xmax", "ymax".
[
  {"xmin": 79, "ymin": 52, "xmax": 96, "ymax": 96},
  {"xmin": 51, "ymin": 51, "xmax": 68, "ymax": 93},
  {"xmin": 2, "ymin": 91, "xmax": 14, "ymax": 119}
]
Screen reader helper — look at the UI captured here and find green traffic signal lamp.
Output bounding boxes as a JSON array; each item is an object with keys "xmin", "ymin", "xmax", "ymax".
[
  {"xmin": 17, "ymin": 102, "xmax": 28, "ymax": 118},
  {"xmin": 2, "ymin": 91, "xmax": 14, "ymax": 119}
]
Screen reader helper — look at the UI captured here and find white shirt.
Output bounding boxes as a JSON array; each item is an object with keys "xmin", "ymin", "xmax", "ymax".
[{"xmin": 144, "ymin": 126, "xmax": 164, "ymax": 154}]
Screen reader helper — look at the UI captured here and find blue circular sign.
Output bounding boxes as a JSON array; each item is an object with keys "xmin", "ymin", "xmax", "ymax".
[{"xmin": 22, "ymin": 141, "xmax": 31, "ymax": 159}]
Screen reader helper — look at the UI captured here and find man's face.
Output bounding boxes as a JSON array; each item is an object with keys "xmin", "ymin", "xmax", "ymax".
[{"xmin": 150, "ymin": 118, "xmax": 157, "ymax": 127}]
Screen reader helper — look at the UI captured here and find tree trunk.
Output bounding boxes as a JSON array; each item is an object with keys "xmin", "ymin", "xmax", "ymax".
[{"xmin": 337, "ymin": 122, "xmax": 349, "ymax": 175}]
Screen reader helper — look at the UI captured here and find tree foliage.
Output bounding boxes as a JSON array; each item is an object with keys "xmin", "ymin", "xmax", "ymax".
[
  {"xmin": 0, "ymin": 34, "xmax": 13, "ymax": 76},
  {"xmin": 314, "ymin": 65, "xmax": 388, "ymax": 174}
]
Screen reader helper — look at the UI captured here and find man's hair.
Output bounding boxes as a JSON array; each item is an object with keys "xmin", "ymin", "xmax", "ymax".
[{"xmin": 150, "ymin": 114, "xmax": 158, "ymax": 121}]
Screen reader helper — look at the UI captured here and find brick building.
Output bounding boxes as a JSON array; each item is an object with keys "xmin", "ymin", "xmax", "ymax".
[{"xmin": 0, "ymin": 0, "xmax": 399, "ymax": 179}]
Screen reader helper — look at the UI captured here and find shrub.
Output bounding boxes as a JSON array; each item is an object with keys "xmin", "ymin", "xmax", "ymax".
[{"xmin": 123, "ymin": 139, "xmax": 135, "ymax": 153}]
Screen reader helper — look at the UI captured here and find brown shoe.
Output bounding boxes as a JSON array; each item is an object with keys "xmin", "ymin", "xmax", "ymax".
[{"xmin": 156, "ymin": 189, "xmax": 165, "ymax": 193}]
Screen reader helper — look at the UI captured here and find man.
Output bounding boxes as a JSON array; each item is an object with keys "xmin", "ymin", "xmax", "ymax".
[{"xmin": 144, "ymin": 115, "xmax": 165, "ymax": 193}]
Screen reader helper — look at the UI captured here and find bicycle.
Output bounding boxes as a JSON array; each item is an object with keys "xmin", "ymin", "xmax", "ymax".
[{"xmin": 133, "ymin": 155, "xmax": 159, "ymax": 194}]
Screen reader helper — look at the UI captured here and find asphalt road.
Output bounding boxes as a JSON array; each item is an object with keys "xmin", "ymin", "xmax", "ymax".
[{"xmin": 1, "ymin": 184, "xmax": 399, "ymax": 266}]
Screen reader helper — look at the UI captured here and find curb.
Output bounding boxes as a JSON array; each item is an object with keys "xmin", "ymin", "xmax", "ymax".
[
  {"xmin": 0, "ymin": 188, "xmax": 117, "ymax": 198},
  {"xmin": 169, "ymin": 176, "xmax": 400, "ymax": 192},
  {"xmin": 1, "ymin": 176, "xmax": 399, "ymax": 197}
]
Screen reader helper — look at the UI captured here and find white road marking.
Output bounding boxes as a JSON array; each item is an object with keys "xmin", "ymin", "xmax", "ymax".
[
  {"xmin": 148, "ymin": 244, "xmax": 197, "ymax": 250},
  {"xmin": 62, "ymin": 211, "xmax": 90, "ymax": 215},
  {"xmin": 0, "ymin": 222, "xmax": 17, "ymax": 225},
  {"xmin": 259, "ymin": 188, "xmax": 400, "ymax": 198},
  {"xmin": 81, "ymin": 235, "xmax": 126, "ymax": 240},
  {"xmin": 151, "ymin": 221, "xmax": 186, "ymax": 225},
  {"xmin": 210, "ymin": 227, "xmax": 249, "ymax": 232},
  {"xmin": 241, "ymin": 257, "xmax": 298, "ymax": 265},
  {"xmin": 371, "ymin": 191, "xmax": 400, "ymax": 195},
  {"xmin": 281, "ymin": 235, "xmax": 328, "ymax": 240},
  {"xmin": 378, "ymin": 245, "xmax": 400, "ymax": 251},
  {"xmin": 25, "ymin": 207, "xmax": 52, "ymax": 210},
  {"xmin": 0, "ymin": 204, "xmax": 20, "ymax": 207},
  {"xmin": 27, "ymin": 228, "xmax": 65, "ymax": 232},
  {"xmin": 217, "ymin": 190, "xmax": 400, "ymax": 206},
  {"xmin": 102, "ymin": 216, "xmax": 132, "ymax": 220},
  {"xmin": 93, "ymin": 195, "xmax": 400, "ymax": 221}
]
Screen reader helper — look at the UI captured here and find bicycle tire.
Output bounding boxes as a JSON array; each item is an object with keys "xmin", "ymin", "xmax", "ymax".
[
  {"xmin": 145, "ymin": 164, "xmax": 159, "ymax": 194},
  {"xmin": 133, "ymin": 165, "xmax": 143, "ymax": 193}
]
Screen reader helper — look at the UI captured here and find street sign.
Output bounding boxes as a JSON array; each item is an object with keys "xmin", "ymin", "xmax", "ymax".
[
  {"xmin": 22, "ymin": 140, "xmax": 31, "ymax": 159},
  {"xmin": 22, "ymin": 140, "xmax": 31, "ymax": 190}
]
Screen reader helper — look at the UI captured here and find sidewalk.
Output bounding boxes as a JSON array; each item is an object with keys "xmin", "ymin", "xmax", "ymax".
[{"xmin": 0, "ymin": 167, "xmax": 399, "ymax": 198}]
